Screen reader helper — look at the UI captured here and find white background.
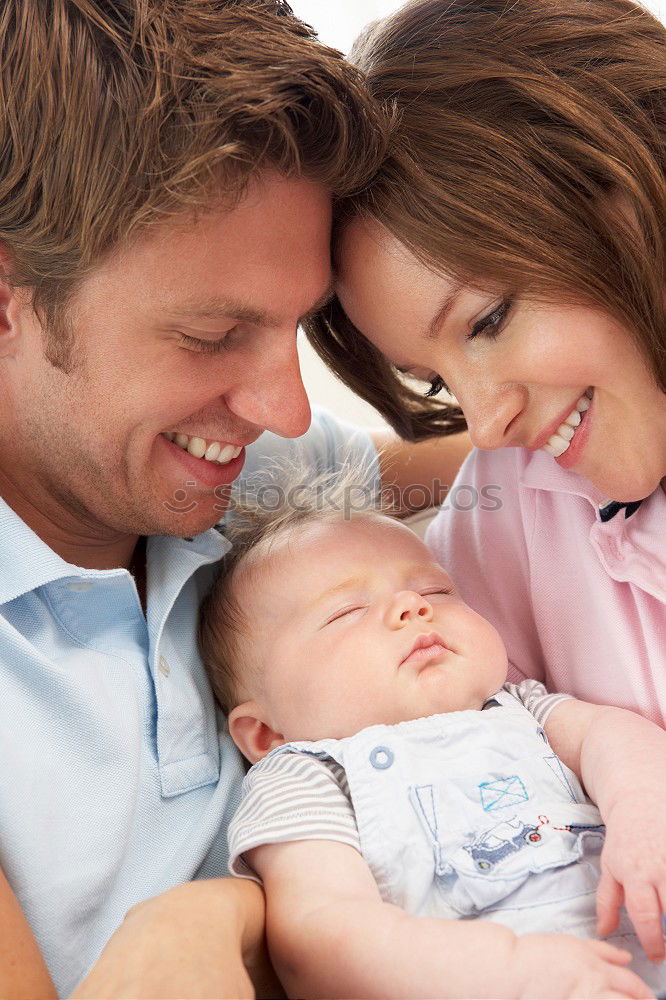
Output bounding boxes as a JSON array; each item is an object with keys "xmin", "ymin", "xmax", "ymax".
[
  {"xmin": 291, "ymin": 0, "xmax": 666, "ymax": 429},
  {"xmin": 290, "ymin": 0, "xmax": 665, "ymax": 55}
]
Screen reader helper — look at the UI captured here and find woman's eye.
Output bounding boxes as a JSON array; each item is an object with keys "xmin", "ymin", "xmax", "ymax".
[
  {"xmin": 467, "ymin": 298, "xmax": 512, "ymax": 341},
  {"xmin": 396, "ymin": 366, "xmax": 451, "ymax": 400},
  {"xmin": 424, "ymin": 375, "xmax": 450, "ymax": 398}
]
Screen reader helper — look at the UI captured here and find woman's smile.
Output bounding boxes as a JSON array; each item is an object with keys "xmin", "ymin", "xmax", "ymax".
[{"xmin": 532, "ymin": 389, "xmax": 592, "ymax": 457}]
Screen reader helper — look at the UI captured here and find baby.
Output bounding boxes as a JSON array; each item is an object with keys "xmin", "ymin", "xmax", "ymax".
[{"xmin": 200, "ymin": 468, "xmax": 666, "ymax": 999}]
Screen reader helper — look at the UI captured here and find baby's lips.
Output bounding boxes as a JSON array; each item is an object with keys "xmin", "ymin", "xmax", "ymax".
[{"xmin": 399, "ymin": 632, "xmax": 450, "ymax": 666}]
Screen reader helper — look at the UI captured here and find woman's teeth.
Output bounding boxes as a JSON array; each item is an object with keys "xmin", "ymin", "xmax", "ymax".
[
  {"xmin": 163, "ymin": 432, "xmax": 242, "ymax": 465},
  {"xmin": 542, "ymin": 389, "xmax": 592, "ymax": 458}
]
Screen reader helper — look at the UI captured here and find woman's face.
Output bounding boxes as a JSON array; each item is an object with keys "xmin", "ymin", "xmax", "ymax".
[{"xmin": 337, "ymin": 218, "xmax": 666, "ymax": 502}]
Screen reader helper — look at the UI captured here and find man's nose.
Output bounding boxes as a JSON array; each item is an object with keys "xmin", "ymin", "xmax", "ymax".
[
  {"xmin": 459, "ymin": 381, "xmax": 525, "ymax": 451},
  {"xmin": 227, "ymin": 334, "xmax": 312, "ymax": 440},
  {"xmin": 384, "ymin": 591, "xmax": 434, "ymax": 629}
]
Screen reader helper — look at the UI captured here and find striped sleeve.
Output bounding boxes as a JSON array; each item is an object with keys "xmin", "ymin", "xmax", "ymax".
[
  {"xmin": 503, "ymin": 678, "xmax": 573, "ymax": 726},
  {"xmin": 228, "ymin": 751, "xmax": 361, "ymax": 883}
]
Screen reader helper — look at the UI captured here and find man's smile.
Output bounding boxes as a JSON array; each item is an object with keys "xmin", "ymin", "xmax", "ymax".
[
  {"xmin": 159, "ymin": 432, "xmax": 247, "ymax": 489},
  {"xmin": 163, "ymin": 431, "xmax": 245, "ymax": 465}
]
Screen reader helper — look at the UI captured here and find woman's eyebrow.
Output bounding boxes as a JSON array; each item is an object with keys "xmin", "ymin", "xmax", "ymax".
[{"xmin": 424, "ymin": 284, "xmax": 463, "ymax": 341}]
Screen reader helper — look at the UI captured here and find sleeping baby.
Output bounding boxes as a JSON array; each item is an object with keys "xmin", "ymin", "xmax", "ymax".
[{"xmin": 199, "ymin": 467, "xmax": 666, "ymax": 999}]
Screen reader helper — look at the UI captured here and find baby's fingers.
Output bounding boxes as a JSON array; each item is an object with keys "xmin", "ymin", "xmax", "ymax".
[
  {"xmin": 597, "ymin": 871, "xmax": 623, "ymax": 937},
  {"xmin": 583, "ymin": 943, "xmax": 654, "ymax": 998},
  {"xmin": 624, "ymin": 883, "xmax": 666, "ymax": 962},
  {"xmin": 606, "ymin": 965, "xmax": 655, "ymax": 999},
  {"xmin": 587, "ymin": 939, "xmax": 632, "ymax": 964}
]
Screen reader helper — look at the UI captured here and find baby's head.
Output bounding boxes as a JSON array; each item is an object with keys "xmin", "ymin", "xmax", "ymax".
[{"xmin": 199, "ymin": 467, "xmax": 507, "ymax": 763}]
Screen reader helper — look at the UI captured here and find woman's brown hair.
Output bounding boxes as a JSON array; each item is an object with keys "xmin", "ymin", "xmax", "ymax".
[{"xmin": 304, "ymin": 0, "xmax": 666, "ymax": 441}]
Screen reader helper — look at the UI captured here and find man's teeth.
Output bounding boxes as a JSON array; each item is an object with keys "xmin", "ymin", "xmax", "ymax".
[
  {"xmin": 542, "ymin": 390, "xmax": 592, "ymax": 458},
  {"xmin": 163, "ymin": 432, "xmax": 242, "ymax": 465}
]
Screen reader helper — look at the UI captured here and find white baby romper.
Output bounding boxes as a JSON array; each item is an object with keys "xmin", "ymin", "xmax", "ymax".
[{"xmin": 262, "ymin": 690, "xmax": 666, "ymax": 992}]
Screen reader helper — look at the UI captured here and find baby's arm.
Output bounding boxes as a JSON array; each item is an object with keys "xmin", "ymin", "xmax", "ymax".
[
  {"xmin": 544, "ymin": 699, "xmax": 666, "ymax": 960},
  {"xmin": 248, "ymin": 838, "xmax": 649, "ymax": 999}
]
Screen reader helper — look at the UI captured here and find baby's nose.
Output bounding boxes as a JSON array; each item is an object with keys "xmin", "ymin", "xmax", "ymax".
[{"xmin": 386, "ymin": 591, "xmax": 433, "ymax": 627}]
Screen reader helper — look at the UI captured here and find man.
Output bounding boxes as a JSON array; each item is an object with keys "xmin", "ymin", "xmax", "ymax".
[{"xmin": 0, "ymin": 1, "xmax": 470, "ymax": 995}]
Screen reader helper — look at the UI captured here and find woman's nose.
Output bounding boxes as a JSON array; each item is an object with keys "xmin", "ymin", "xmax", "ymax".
[
  {"xmin": 384, "ymin": 591, "xmax": 434, "ymax": 629},
  {"xmin": 460, "ymin": 382, "xmax": 525, "ymax": 450}
]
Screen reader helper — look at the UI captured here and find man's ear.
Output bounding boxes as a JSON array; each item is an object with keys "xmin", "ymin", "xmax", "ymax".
[
  {"xmin": 228, "ymin": 701, "xmax": 286, "ymax": 764},
  {"xmin": 0, "ymin": 245, "xmax": 21, "ymax": 357}
]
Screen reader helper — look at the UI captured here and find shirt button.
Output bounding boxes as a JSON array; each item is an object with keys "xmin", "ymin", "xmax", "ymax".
[
  {"xmin": 68, "ymin": 580, "xmax": 93, "ymax": 592},
  {"xmin": 158, "ymin": 656, "xmax": 171, "ymax": 678},
  {"xmin": 370, "ymin": 746, "xmax": 394, "ymax": 770}
]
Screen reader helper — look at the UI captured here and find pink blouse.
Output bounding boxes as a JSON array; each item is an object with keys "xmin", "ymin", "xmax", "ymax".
[{"xmin": 426, "ymin": 447, "xmax": 666, "ymax": 726}]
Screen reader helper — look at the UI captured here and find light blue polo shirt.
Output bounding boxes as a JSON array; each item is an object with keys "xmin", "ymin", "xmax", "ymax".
[{"xmin": 0, "ymin": 409, "xmax": 379, "ymax": 997}]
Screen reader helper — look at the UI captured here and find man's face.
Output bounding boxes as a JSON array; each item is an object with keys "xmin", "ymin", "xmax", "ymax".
[
  {"xmin": 234, "ymin": 516, "xmax": 508, "ymax": 746},
  {"xmin": 0, "ymin": 171, "xmax": 332, "ymax": 540}
]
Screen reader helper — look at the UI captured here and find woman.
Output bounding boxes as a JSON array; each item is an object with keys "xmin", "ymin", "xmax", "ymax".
[{"xmin": 305, "ymin": 0, "xmax": 666, "ymax": 723}]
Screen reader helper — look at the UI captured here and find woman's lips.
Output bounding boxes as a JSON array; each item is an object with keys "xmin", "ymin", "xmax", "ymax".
[
  {"xmin": 556, "ymin": 392, "xmax": 594, "ymax": 470},
  {"xmin": 531, "ymin": 392, "xmax": 588, "ymax": 452}
]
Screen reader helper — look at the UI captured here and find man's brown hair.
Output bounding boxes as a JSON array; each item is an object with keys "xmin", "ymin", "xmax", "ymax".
[
  {"xmin": 0, "ymin": 0, "xmax": 388, "ymax": 367},
  {"xmin": 304, "ymin": 0, "xmax": 666, "ymax": 441}
]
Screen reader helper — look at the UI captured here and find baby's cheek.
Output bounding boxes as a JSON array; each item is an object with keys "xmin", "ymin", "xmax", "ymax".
[
  {"xmin": 464, "ymin": 610, "xmax": 508, "ymax": 668},
  {"xmin": 485, "ymin": 624, "xmax": 510, "ymax": 678},
  {"xmin": 284, "ymin": 659, "xmax": 349, "ymax": 738}
]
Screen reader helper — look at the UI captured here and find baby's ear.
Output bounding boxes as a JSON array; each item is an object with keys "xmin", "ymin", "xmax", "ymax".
[{"xmin": 228, "ymin": 702, "xmax": 285, "ymax": 764}]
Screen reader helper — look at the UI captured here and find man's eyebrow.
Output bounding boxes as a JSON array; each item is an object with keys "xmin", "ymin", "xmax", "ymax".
[
  {"xmin": 164, "ymin": 297, "xmax": 274, "ymax": 326},
  {"xmin": 162, "ymin": 281, "xmax": 336, "ymax": 328},
  {"xmin": 299, "ymin": 281, "xmax": 336, "ymax": 321},
  {"xmin": 424, "ymin": 284, "xmax": 463, "ymax": 341}
]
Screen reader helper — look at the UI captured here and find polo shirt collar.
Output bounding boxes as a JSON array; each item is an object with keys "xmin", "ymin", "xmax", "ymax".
[
  {"xmin": 0, "ymin": 497, "xmax": 78, "ymax": 604},
  {"xmin": 519, "ymin": 449, "xmax": 607, "ymax": 507},
  {"xmin": 0, "ymin": 495, "xmax": 230, "ymax": 606},
  {"xmin": 519, "ymin": 449, "xmax": 658, "ymax": 518},
  {"xmin": 146, "ymin": 527, "xmax": 229, "ymax": 641}
]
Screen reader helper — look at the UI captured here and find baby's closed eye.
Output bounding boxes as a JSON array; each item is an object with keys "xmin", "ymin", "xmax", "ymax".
[{"xmin": 323, "ymin": 606, "xmax": 367, "ymax": 627}]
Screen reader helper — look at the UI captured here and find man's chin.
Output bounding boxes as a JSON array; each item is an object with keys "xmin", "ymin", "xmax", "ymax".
[
  {"xmin": 157, "ymin": 497, "xmax": 230, "ymax": 538},
  {"xmin": 112, "ymin": 486, "xmax": 230, "ymax": 540}
]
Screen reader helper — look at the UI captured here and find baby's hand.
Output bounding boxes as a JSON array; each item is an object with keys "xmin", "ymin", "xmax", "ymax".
[
  {"xmin": 510, "ymin": 933, "xmax": 653, "ymax": 999},
  {"xmin": 597, "ymin": 792, "xmax": 666, "ymax": 961}
]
